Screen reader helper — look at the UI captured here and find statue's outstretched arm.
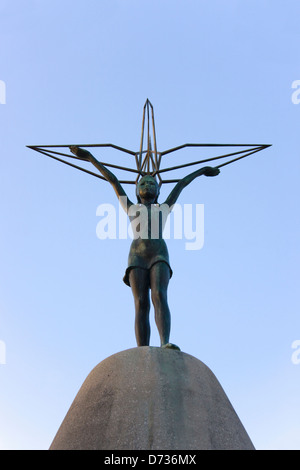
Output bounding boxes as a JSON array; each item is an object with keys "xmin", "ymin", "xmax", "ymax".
[
  {"xmin": 164, "ymin": 166, "xmax": 220, "ymax": 207},
  {"xmin": 70, "ymin": 146, "xmax": 133, "ymax": 213}
]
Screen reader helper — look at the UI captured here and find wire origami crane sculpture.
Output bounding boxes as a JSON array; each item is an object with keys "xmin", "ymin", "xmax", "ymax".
[{"xmin": 27, "ymin": 99, "xmax": 271, "ymax": 187}]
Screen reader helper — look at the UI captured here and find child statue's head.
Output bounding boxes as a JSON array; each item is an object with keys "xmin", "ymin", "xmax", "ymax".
[{"xmin": 136, "ymin": 175, "xmax": 160, "ymax": 203}]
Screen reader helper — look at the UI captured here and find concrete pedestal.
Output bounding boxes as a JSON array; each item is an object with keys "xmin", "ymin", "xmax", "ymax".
[{"xmin": 50, "ymin": 347, "xmax": 255, "ymax": 450}]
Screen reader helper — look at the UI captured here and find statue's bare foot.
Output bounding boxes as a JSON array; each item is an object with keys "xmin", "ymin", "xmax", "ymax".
[{"xmin": 161, "ymin": 342, "xmax": 181, "ymax": 351}]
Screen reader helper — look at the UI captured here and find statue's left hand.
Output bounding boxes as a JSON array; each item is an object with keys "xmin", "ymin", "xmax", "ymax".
[
  {"xmin": 69, "ymin": 146, "xmax": 91, "ymax": 160},
  {"xmin": 203, "ymin": 167, "xmax": 220, "ymax": 177}
]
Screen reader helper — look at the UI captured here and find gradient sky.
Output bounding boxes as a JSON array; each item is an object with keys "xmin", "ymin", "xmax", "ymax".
[{"xmin": 0, "ymin": 0, "xmax": 300, "ymax": 450}]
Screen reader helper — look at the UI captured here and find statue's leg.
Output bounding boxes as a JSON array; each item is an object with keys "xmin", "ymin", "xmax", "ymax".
[
  {"xmin": 150, "ymin": 263, "xmax": 171, "ymax": 347},
  {"xmin": 129, "ymin": 268, "xmax": 151, "ymax": 346}
]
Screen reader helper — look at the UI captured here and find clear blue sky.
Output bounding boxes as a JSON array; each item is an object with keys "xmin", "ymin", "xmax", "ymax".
[{"xmin": 0, "ymin": 0, "xmax": 300, "ymax": 450}]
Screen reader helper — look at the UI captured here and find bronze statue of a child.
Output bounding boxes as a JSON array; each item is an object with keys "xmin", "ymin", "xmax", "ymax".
[{"xmin": 70, "ymin": 146, "xmax": 220, "ymax": 350}]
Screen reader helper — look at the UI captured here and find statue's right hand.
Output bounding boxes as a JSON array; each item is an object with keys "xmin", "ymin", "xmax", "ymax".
[
  {"xmin": 69, "ymin": 146, "xmax": 91, "ymax": 160},
  {"xmin": 203, "ymin": 166, "xmax": 220, "ymax": 177}
]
